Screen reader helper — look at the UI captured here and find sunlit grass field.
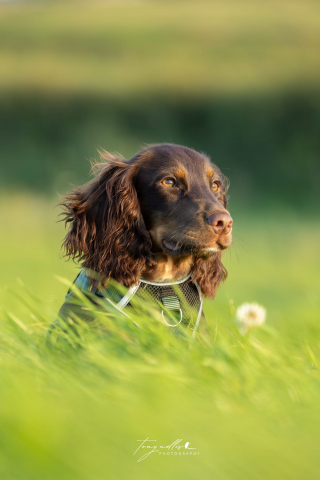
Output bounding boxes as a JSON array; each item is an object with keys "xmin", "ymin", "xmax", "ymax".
[{"xmin": 1, "ymin": 195, "xmax": 320, "ymax": 479}]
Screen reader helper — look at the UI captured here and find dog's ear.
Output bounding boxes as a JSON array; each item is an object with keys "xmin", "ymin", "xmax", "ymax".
[
  {"xmin": 60, "ymin": 153, "xmax": 155, "ymax": 287},
  {"xmin": 192, "ymin": 252, "xmax": 227, "ymax": 298}
]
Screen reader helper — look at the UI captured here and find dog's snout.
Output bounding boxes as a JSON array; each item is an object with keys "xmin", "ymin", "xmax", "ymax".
[{"xmin": 207, "ymin": 212, "xmax": 233, "ymax": 235}]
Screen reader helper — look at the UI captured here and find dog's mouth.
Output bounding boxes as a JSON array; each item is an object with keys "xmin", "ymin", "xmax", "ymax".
[{"xmin": 162, "ymin": 239, "xmax": 222, "ymax": 257}]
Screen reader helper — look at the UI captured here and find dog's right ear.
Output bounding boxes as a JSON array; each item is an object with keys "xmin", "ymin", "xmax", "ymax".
[{"xmin": 59, "ymin": 152, "xmax": 155, "ymax": 287}]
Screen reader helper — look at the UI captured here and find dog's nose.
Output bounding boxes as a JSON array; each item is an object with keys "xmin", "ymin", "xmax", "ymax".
[{"xmin": 207, "ymin": 212, "xmax": 233, "ymax": 235}]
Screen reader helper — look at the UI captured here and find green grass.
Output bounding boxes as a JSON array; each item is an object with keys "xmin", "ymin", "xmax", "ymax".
[
  {"xmin": 1, "ymin": 0, "xmax": 320, "ymax": 97},
  {"xmin": 1, "ymin": 194, "xmax": 320, "ymax": 479},
  {"xmin": 2, "ymin": 1, "xmax": 320, "ymax": 476}
]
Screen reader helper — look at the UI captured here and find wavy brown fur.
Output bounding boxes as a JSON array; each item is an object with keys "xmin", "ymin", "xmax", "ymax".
[
  {"xmin": 60, "ymin": 153, "xmax": 156, "ymax": 287},
  {"xmin": 192, "ymin": 253, "xmax": 227, "ymax": 298}
]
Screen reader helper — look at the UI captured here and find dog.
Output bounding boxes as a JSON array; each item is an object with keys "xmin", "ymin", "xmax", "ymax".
[{"xmin": 56, "ymin": 144, "xmax": 233, "ymax": 335}]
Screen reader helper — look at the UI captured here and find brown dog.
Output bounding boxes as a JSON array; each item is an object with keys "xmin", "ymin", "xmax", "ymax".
[{"xmin": 58, "ymin": 144, "xmax": 233, "ymax": 331}]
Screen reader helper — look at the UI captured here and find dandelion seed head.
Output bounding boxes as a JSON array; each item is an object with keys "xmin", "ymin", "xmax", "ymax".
[{"xmin": 236, "ymin": 302, "xmax": 266, "ymax": 333}]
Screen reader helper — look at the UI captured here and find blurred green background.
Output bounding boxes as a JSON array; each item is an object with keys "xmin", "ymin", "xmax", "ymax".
[
  {"xmin": 1, "ymin": 0, "xmax": 320, "ymax": 205},
  {"xmin": 1, "ymin": 1, "xmax": 320, "ymax": 479}
]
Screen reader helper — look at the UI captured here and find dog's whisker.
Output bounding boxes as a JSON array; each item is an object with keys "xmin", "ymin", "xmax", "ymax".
[
  {"xmin": 232, "ymin": 235, "xmax": 249, "ymax": 253},
  {"xmin": 230, "ymin": 241, "xmax": 240, "ymax": 263}
]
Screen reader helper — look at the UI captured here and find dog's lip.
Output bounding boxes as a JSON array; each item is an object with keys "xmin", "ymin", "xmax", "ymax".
[
  {"xmin": 202, "ymin": 244, "xmax": 221, "ymax": 252},
  {"xmin": 162, "ymin": 239, "xmax": 222, "ymax": 255}
]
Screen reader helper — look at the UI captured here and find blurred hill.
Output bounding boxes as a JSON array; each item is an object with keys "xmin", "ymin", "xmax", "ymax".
[{"xmin": 0, "ymin": 0, "xmax": 320, "ymax": 207}]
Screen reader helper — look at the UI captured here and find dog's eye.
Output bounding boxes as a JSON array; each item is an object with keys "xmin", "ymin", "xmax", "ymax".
[
  {"xmin": 162, "ymin": 178, "xmax": 176, "ymax": 187},
  {"xmin": 212, "ymin": 181, "xmax": 220, "ymax": 192}
]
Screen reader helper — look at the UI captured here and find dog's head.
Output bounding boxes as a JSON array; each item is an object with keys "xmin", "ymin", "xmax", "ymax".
[
  {"xmin": 60, "ymin": 144, "xmax": 232, "ymax": 297},
  {"xmin": 133, "ymin": 144, "xmax": 232, "ymax": 257}
]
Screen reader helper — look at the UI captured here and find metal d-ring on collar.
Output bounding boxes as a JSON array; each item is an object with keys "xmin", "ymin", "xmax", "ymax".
[
  {"xmin": 161, "ymin": 308, "xmax": 183, "ymax": 327},
  {"xmin": 127, "ymin": 275, "xmax": 190, "ymax": 328},
  {"xmin": 139, "ymin": 274, "xmax": 191, "ymax": 327}
]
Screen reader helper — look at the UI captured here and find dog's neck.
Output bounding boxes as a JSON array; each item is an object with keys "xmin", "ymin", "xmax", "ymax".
[{"xmin": 142, "ymin": 253, "xmax": 193, "ymax": 282}]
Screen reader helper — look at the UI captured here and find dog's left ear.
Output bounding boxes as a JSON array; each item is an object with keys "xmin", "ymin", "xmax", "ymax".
[
  {"xmin": 60, "ymin": 152, "xmax": 156, "ymax": 287},
  {"xmin": 192, "ymin": 252, "xmax": 227, "ymax": 298}
]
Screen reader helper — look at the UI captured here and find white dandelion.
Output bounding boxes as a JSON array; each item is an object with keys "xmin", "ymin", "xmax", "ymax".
[{"xmin": 236, "ymin": 303, "xmax": 266, "ymax": 334}]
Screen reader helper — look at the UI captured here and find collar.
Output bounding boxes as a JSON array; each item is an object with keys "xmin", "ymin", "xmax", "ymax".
[{"xmin": 71, "ymin": 268, "xmax": 202, "ymax": 337}]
